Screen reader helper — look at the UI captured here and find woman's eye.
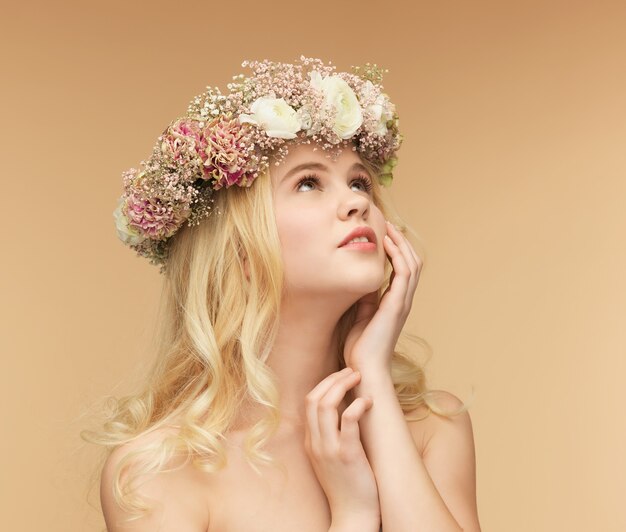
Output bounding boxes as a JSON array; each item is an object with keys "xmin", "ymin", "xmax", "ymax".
[
  {"xmin": 296, "ymin": 175, "xmax": 321, "ymax": 192},
  {"xmin": 295, "ymin": 174, "xmax": 373, "ymax": 194},
  {"xmin": 351, "ymin": 175, "xmax": 373, "ymax": 194}
]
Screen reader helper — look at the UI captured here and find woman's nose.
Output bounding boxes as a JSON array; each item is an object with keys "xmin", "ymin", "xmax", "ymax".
[{"xmin": 338, "ymin": 189, "xmax": 370, "ymax": 220}]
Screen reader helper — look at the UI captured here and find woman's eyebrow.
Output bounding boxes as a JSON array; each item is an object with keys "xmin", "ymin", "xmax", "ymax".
[
  {"xmin": 281, "ymin": 162, "xmax": 371, "ymax": 183},
  {"xmin": 282, "ymin": 162, "xmax": 328, "ymax": 182}
]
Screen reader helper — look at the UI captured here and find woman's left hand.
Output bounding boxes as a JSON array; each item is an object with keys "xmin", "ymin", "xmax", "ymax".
[{"xmin": 343, "ymin": 221, "xmax": 423, "ymax": 376}]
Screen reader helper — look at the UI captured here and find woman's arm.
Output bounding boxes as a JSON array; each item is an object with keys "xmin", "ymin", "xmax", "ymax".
[
  {"xmin": 343, "ymin": 221, "xmax": 480, "ymax": 530},
  {"xmin": 355, "ymin": 373, "xmax": 481, "ymax": 532}
]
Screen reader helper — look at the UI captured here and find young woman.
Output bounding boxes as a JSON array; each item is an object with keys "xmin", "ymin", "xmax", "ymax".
[{"xmin": 84, "ymin": 57, "xmax": 480, "ymax": 531}]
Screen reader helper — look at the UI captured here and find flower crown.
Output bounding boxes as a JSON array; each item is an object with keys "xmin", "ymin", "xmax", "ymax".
[{"xmin": 113, "ymin": 56, "xmax": 403, "ymax": 272}]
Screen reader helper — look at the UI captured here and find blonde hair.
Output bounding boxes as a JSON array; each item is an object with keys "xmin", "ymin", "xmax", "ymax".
[{"xmin": 82, "ymin": 154, "xmax": 470, "ymax": 524}]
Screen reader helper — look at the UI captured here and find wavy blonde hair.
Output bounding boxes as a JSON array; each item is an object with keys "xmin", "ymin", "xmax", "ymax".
[{"xmin": 82, "ymin": 153, "xmax": 471, "ymax": 525}]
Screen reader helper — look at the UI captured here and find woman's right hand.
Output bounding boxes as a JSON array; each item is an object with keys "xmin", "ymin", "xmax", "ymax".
[{"xmin": 304, "ymin": 367, "xmax": 380, "ymax": 527}]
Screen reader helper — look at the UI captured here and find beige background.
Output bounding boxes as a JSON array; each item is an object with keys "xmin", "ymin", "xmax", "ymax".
[{"xmin": 1, "ymin": 0, "xmax": 624, "ymax": 530}]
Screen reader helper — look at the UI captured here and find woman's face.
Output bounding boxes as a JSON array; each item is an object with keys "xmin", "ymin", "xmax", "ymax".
[{"xmin": 271, "ymin": 141, "xmax": 387, "ymax": 298}]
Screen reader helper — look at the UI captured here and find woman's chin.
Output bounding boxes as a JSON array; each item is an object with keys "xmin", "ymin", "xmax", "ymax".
[
  {"xmin": 342, "ymin": 274, "xmax": 386, "ymax": 296},
  {"xmin": 283, "ymin": 268, "xmax": 385, "ymax": 299}
]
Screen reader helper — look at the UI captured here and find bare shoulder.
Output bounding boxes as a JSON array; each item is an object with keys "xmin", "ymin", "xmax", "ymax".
[
  {"xmin": 100, "ymin": 426, "xmax": 210, "ymax": 531},
  {"xmin": 408, "ymin": 390, "xmax": 481, "ymax": 531},
  {"xmin": 405, "ymin": 390, "xmax": 472, "ymax": 447}
]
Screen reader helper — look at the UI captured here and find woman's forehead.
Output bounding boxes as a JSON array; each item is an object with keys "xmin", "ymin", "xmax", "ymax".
[{"xmin": 271, "ymin": 141, "xmax": 363, "ymax": 177}]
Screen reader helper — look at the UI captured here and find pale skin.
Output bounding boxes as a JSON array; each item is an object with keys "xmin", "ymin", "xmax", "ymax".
[{"xmin": 100, "ymin": 141, "xmax": 481, "ymax": 531}]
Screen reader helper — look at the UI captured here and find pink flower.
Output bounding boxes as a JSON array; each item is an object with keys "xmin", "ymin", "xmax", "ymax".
[
  {"xmin": 202, "ymin": 117, "xmax": 250, "ymax": 189},
  {"xmin": 125, "ymin": 191, "xmax": 191, "ymax": 240},
  {"xmin": 160, "ymin": 118, "xmax": 208, "ymax": 171}
]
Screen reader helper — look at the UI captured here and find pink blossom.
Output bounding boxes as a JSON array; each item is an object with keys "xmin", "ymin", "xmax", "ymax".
[
  {"xmin": 160, "ymin": 118, "xmax": 208, "ymax": 169},
  {"xmin": 202, "ymin": 117, "xmax": 249, "ymax": 189},
  {"xmin": 125, "ymin": 192, "xmax": 190, "ymax": 240}
]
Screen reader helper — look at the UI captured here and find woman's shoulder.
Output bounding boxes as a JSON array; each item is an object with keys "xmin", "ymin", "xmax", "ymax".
[
  {"xmin": 426, "ymin": 389, "xmax": 468, "ymax": 413},
  {"xmin": 404, "ymin": 389, "xmax": 471, "ymax": 455},
  {"xmin": 100, "ymin": 426, "xmax": 210, "ymax": 531},
  {"xmin": 102, "ymin": 425, "xmax": 182, "ymax": 476}
]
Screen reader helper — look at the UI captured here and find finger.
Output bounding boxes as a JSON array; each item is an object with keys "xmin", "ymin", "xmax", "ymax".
[
  {"xmin": 305, "ymin": 368, "xmax": 353, "ymax": 450},
  {"xmin": 408, "ymin": 238, "xmax": 422, "ymax": 269},
  {"xmin": 395, "ymin": 231, "xmax": 423, "ymax": 306},
  {"xmin": 402, "ymin": 227, "xmax": 423, "ymax": 269},
  {"xmin": 308, "ymin": 367, "xmax": 354, "ymax": 401},
  {"xmin": 382, "ymin": 234, "xmax": 410, "ymax": 306},
  {"xmin": 402, "ymin": 232, "xmax": 423, "ymax": 280},
  {"xmin": 317, "ymin": 370, "xmax": 362, "ymax": 450},
  {"xmin": 339, "ymin": 396, "xmax": 373, "ymax": 449},
  {"xmin": 386, "ymin": 221, "xmax": 418, "ymax": 275},
  {"xmin": 387, "ymin": 222, "xmax": 423, "ymax": 284},
  {"xmin": 385, "ymin": 223, "xmax": 421, "ymax": 309}
]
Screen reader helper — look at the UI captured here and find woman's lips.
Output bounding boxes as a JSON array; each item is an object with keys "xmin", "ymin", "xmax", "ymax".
[
  {"xmin": 339, "ymin": 241, "xmax": 377, "ymax": 251},
  {"xmin": 338, "ymin": 226, "xmax": 377, "ymax": 247}
]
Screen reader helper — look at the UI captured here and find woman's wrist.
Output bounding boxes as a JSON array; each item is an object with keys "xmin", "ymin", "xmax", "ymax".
[
  {"xmin": 328, "ymin": 526, "xmax": 380, "ymax": 532},
  {"xmin": 329, "ymin": 516, "xmax": 381, "ymax": 532},
  {"xmin": 348, "ymin": 359, "xmax": 391, "ymax": 382},
  {"xmin": 351, "ymin": 364, "xmax": 394, "ymax": 394}
]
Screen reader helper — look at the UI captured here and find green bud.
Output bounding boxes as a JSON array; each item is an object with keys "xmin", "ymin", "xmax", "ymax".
[{"xmin": 379, "ymin": 172, "xmax": 393, "ymax": 187}]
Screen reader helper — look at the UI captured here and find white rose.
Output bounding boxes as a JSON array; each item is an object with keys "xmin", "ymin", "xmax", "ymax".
[
  {"xmin": 360, "ymin": 80, "xmax": 376, "ymax": 100},
  {"xmin": 238, "ymin": 96, "xmax": 302, "ymax": 139},
  {"xmin": 113, "ymin": 198, "xmax": 145, "ymax": 245},
  {"xmin": 309, "ymin": 72, "xmax": 363, "ymax": 139},
  {"xmin": 367, "ymin": 93, "xmax": 395, "ymax": 136}
]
